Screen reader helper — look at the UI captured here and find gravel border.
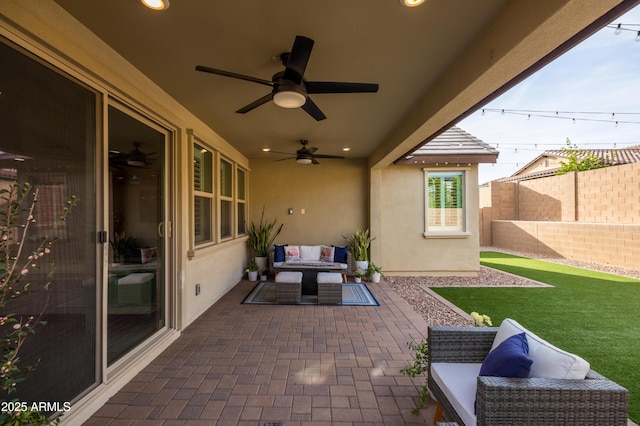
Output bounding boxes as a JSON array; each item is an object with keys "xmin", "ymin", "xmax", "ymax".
[{"xmin": 386, "ymin": 246, "xmax": 640, "ymax": 328}]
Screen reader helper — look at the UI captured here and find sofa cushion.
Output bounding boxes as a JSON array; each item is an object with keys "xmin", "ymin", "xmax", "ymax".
[
  {"xmin": 332, "ymin": 245, "xmax": 348, "ymax": 263},
  {"xmin": 284, "ymin": 245, "xmax": 300, "ymax": 262},
  {"xmin": 300, "ymin": 245, "xmax": 322, "ymax": 261},
  {"xmin": 480, "ymin": 332, "xmax": 532, "ymax": 378},
  {"xmin": 492, "ymin": 318, "xmax": 590, "ymax": 379},
  {"xmin": 274, "ymin": 244, "xmax": 288, "ymax": 262},
  {"xmin": 431, "ymin": 363, "xmax": 480, "ymax": 426},
  {"xmin": 320, "ymin": 245, "xmax": 335, "ymax": 262}
]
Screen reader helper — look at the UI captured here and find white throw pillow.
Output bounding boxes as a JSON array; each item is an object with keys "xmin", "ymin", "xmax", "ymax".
[
  {"xmin": 492, "ymin": 318, "xmax": 590, "ymax": 380},
  {"xmin": 300, "ymin": 245, "xmax": 322, "ymax": 261},
  {"xmin": 320, "ymin": 245, "xmax": 335, "ymax": 262}
]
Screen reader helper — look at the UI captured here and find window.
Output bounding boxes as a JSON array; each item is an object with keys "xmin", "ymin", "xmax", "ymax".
[
  {"xmin": 219, "ymin": 158, "xmax": 233, "ymax": 239},
  {"xmin": 424, "ymin": 169, "xmax": 468, "ymax": 235},
  {"xmin": 237, "ymin": 167, "xmax": 246, "ymax": 235},
  {"xmin": 193, "ymin": 143, "xmax": 213, "ymax": 244}
]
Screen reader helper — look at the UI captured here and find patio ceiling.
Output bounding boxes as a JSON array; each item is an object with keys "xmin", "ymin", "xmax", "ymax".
[{"xmin": 53, "ymin": 0, "xmax": 639, "ymax": 168}]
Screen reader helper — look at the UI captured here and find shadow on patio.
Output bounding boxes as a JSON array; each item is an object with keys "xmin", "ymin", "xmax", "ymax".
[{"xmin": 84, "ymin": 279, "xmax": 438, "ymax": 425}]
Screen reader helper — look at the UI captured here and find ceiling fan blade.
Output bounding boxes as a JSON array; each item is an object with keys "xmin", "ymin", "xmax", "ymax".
[
  {"xmin": 311, "ymin": 154, "xmax": 345, "ymax": 159},
  {"xmin": 275, "ymin": 156, "xmax": 296, "ymax": 162},
  {"xmin": 300, "ymin": 97, "xmax": 326, "ymax": 121},
  {"xmin": 282, "ymin": 35, "xmax": 314, "ymax": 84},
  {"xmin": 236, "ymin": 93, "xmax": 273, "ymax": 114},
  {"xmin": 306, "ymin": 81, "xmax": 379, "ymax": 94},
  {"xmin": 195, "ymin": 65, "xmax": 274, "ymax": 87},
  {"xmin": 307, "ymin": 147, "xmax": 318, "ymax": 154},
  {"xmin": 311, "ymin": 158, "xmax": 320, "ymax": 165},
  {"xmin": 267, "ymin": 150, "xmax": 295, "ymax": 156}
]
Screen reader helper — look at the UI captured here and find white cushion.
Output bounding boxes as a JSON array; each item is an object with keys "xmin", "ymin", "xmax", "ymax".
[
  {"xmin": 300, "ymin": 245, "xmax": 322, "ymax": 261},
  {"xmin": 275, "ymin": 271, "xmax": 303, "ymax": 283},
  {"xmin": 317, "ymin": 272, "xmax": 343, "ymax": 283},
  {"xmin": 492, "ymin": 318, "xmax": 590, "ymax": 379},
  {"xmin": 430, "ymin": 363, "xmax": 480, "ymax": 426}
]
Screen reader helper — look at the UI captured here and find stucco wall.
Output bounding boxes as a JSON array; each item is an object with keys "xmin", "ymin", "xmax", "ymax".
[
  {"xmin": 249, "ymin": 159, "xmax": 368, "ymax": 247},
  {"xmin": 379, "ymin": 164, "xmax": 480, "ymax": 276}
]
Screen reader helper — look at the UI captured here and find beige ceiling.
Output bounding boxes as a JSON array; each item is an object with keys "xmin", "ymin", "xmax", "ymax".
[{"xmin": 53, "ymin": 0, "xmax": 638, "ymax": 167}]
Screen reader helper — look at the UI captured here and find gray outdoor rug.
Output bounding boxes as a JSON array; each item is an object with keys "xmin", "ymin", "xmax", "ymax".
[{"xmin": 241, "ymin": 282, "xmax": 379, "ymax": 306}]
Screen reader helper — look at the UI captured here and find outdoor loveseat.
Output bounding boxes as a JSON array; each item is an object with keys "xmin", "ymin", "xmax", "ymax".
[{"xmin": 428, "ymin": 319, "xmax": 629, "ymax": 426}]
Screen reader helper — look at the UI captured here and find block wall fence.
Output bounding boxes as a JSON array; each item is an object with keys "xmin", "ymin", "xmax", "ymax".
[{"xmin": 479, "ymin": 162, "xmax": 640, "ymax": 271}]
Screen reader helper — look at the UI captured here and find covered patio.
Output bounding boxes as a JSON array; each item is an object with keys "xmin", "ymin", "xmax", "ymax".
[{"xmin": 84, "ymin": 280, "xmax": 439, "ymax": 425}]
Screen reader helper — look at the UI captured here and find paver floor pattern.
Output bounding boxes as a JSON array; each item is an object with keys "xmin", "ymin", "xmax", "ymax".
[{"xmin": 85, "ymin": 280, "xmax": 436, "ymax": 425}]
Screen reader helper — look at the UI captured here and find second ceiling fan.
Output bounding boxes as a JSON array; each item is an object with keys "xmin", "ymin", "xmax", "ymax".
[
  {"xmin": 195, "ymin": 35, "xmax": 379, "ymax": 121},
  {"xmin": 270, "ymin": 140, "xmax": 345, "ymax": 165}
]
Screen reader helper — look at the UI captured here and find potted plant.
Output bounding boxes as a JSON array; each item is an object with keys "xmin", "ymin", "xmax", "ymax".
[
  {"xmin": 246, "ymin": 259, "xmax": 259, "ymax": 281},
  {"xmin": 367, "ymin": 262, "xmax": 383, "ymax": 283},
  {"xmin": 247, "ymin": 207, "xmax": 283, "ymax": 271},
  {"xmin": 343, "ymin": 229, "xmax": 375, "ymax": 274},
  {"xmin": 260, "ymin": 269, "xmax": 268, "ymax": 282},
  {"xmin": 109, "ymin": 232, "xmax": 136, "ymax": 264},
  {"xmin": 354, "ymin": 271, "xmax": 362, "ymax": 283}
]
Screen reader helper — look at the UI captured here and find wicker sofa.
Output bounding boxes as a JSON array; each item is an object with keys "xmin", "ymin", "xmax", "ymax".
[{"xmin": 427, "ymin": 321, "xmax": 629, "ymax": 426}]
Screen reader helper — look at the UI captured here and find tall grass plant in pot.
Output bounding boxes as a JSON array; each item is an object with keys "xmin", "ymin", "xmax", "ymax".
[
  {"xmin": 343, "ymin": 229, "xmax": 375, "ymax": 274},
  {"xmin": 247, "ymin": 208, "xmax": 283, "ymax": 271}
]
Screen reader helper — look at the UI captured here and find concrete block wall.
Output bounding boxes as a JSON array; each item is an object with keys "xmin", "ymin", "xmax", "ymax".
[
  {"xmin": 492, "ymin": 221, "xmax": 640, "ymax": 271},
  {"xmin": 577, "ymin": 163, "xmax": 640, "ymax": 224},
  {"xmin": 481, "ymin": 163, "xmax": 640, "ymax": 271}
]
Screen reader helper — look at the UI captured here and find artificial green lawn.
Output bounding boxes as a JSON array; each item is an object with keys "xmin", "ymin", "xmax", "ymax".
[{"xmin": 431, "ymin": 251, "xmax": 640, "ymax": 423}]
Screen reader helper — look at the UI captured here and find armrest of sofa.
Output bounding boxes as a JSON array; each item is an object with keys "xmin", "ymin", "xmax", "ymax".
[
  {"xmin": 428, "ymin": 326, "xmax": 497, "ymax": 364},
  {"xmin": 476, "ymin": 372, "xmax": 629, "ymax": 425},
  {"xmin": 268, "ymin": 247, "xmax": 275, "ymax": 273}
]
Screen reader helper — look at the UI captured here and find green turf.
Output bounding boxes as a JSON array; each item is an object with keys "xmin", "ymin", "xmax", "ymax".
[{"xmin": 431, "ymin": 251, "xmax": 640, "ymax": 422}]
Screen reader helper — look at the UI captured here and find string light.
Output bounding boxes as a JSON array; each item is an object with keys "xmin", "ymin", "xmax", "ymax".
[
  {"xmin": 607, "ymin": 23, "xmax": 640, "ymax": 40},
  {"xmin": 479, "ymin": 108, "xmax": 640, "ymax": 125}
]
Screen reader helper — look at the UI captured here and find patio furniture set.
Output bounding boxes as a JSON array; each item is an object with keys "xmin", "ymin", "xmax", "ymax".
[{"xmin": 428, "ymin": 318, "xmax": 629, "ymax": 426}]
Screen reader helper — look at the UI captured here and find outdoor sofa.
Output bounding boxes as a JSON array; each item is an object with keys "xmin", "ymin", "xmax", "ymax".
[{"xmin": 428, "ymin": 318, "xmax": 629, "ymax": 426}]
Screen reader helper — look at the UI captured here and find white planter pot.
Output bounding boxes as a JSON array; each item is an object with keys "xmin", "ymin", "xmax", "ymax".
[
  {"xmin": 255, "ymin": 256, "xmax": 268, "ymax": 272},
  {"xmin": 260, "ymin": 274, "xmax": 268, "ymax": 281},
  {"xmin": 248, "ymin": 270, "xmax": 258, "ymax": 281},
  {"xmin": 355, "ymin": 260, "xmax": 369, "ymax": 275},
  {"xmin": 354, "ymin": 277, "xmax": 362, "ymax": 283},
  {"xmin": 371, "ymin": 272, "xmax": 381, "ymax": 283}
]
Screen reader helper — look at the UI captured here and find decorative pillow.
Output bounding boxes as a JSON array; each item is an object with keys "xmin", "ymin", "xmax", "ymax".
[
  {"xmin": 492, "ymin": 318, "xmax": 590, "ymax": 380},
  {"xmin": 140, "ymin": 247, "xmax": 157, "ymax": 264},
  {"xmin": 332, "ymin": 245, "xmax": 348, "ymax": 263},
  {"xmin": 320, "ymin": 245, "xmax": 335, "ymax": 262},
  {"xmin": 300, "ymin": 245, "xmax": 322, "ymax": 261},
  {"xmin": 479, "ymin": 332, "xmax": 532, "ymax": 378},
  {"xmin": 274, "ymin": 244, "xmax": 288, "ymax": 262},
  {"xmin": 284, "ymin": 245, "xmax": 300, "ymax": 262}
]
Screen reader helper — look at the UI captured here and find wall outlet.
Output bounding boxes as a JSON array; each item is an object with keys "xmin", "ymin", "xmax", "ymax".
[{"xmin": 195, "ymin": 283, "xmax": 200, "ymax": 295}]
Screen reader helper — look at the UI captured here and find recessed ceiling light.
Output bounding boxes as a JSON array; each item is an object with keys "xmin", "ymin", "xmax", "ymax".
[
  {"xmin": 141, "ymin": 0, "xmax": 170, "ymax": 10},
  {"xmin": 401, "ymin": 0, "xmax": 425, "ymax": 6},
  {"xmin": 342, "ymin": 147, "xmax": 351, "ymax": 152},
  {"xmin": 262, "ymin": 148, "xmax": 271, "ymax": 152}
]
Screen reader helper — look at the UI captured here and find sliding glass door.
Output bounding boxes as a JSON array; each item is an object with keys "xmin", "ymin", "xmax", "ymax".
[{"xmin": 107, "ymin": 105, "xmax": 168, "ymax": 365}]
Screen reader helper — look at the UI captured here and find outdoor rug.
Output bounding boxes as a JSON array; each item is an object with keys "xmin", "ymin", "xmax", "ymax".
[{"xmin": 241, "ymin": 282, "xmax": 380, "ymax": 306}]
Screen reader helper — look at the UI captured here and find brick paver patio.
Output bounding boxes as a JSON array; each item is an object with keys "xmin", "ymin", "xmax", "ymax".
[{"xmin": 85, "ymin": 279, "xmax": 437, "ymax": 425}]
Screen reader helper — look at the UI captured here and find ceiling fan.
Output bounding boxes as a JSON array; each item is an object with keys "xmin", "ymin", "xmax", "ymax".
[
  {"xmin": 109, "ymin": 142, "xmax": 155, "ymax": 168},
  {"xmin": 269, "ymin": 140, "xmax": 345, "ymax": 165},
  {"xmin": 195, "ymin": 35, "xmax": 379, "ymax": 121}
]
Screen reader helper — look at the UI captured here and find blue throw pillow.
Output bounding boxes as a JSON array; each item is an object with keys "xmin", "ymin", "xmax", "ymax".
[
  {"xmin": 332, "ymin": 245, "xmax": 348, "ymax": 263},
  {"xmin": 479, "ymin": 332, "xmax": 533, "ymax": 378},
  {"xmin": 274, "ymin": 244, "xmax": 287, "ymax": 262}
]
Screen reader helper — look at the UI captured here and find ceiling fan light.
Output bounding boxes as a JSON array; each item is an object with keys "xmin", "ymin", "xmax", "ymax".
[
  {"xmin": 296, "ymin": 157, "xmax": 313, "ymax": 165},
  {"xmin": 141, "ymin": 0, "xmax": 170, "ymax": 10},
  {"xmin": 402, "ymin": 0, "xmax": 425, "ymax": 6},
  {"xmin": 127, "ymin": 159, "xmax": 146, "ymax": 167},
  {"xmin": 273, "ymin": 91, "xmax": 306, "ymax": 109}
]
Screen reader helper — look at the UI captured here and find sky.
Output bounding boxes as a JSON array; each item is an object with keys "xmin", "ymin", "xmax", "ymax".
[{"xmin": 457, "ymin": 6, "xmax": 640, "ymax": 185}]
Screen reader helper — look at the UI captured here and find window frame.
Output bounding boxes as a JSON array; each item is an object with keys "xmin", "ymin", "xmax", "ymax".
[
  {"xmin": 423, "ymin": 167, "xmax": 470, "ymax": 238},
  {"xmin": 193, "ymin": 140, "xmax": 215, "ymax": 246}
]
